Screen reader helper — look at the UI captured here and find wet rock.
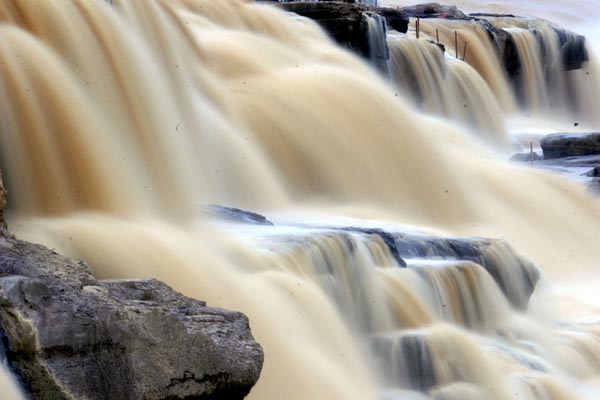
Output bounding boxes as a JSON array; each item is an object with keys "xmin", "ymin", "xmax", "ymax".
[
  {"xmin": 399, "ymin": 3, "xmax": 467, "ymax": 19},
  {"xmin": 470, "ymin": 12, "xmax": 517, "ymax": 18},
  {"xmin": 510, "ymin": 152, "xmax": 542, "ymax": 162},
  {"xmin": 588, "ymin": 177, "xmax": 600, "ymax": 195},
  {"xmin": 376, "ymin": 7, "xmax": 410, "ymax": 33},
  {"xmin": 370, "ymin": 333, "xmax": 435, "ymax": 392},
  {"xmin": 582, "ymin": 166, "xmax": 600, "ymax": 177},
  {"xmin": 0, "ymin": 170, "xmax": 8, "ymax": 238},
  {"xmin": 385, "ymin": 233, "xmax": 538, "ymax": 310},
  {"xmin": 205, "ymin": 204, "xmax": 274, "ymax": 226},
  {"xmin": 277, "ymin": 1, "xmax": 408, "ymax": 70},
  {"xmin": 553, "ymin": 28, "xmax": 589, "ymax": 70},
  {"xmin": 340, "ymin": 227, "xmax": 407, "ymax": 267},
  {"xmin": 540, "ymin": 132, "xmax": 600, "ymax": 159},
  {"xmin": 0, "ymin": 239, "xmax": 264, "ymax": 400}
]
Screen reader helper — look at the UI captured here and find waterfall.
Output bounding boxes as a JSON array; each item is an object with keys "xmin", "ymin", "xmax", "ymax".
[
  {"xmin": 0, "ymin": 0, "xmax": 600, "ymax": 399},
  {"xmin": 0, "ymin": 364, "xmax": 24, "ymax": 400},
  {"xmin": 387, "ymin": 35, "xmax": 506, "ymax": 140},
  {"xmin": 364, "ymin": 12, "xmax": 390, "ymax": 74},
  {"xmin": 386, "ymin": 14, "xmax": 600, "ymax": 134}
]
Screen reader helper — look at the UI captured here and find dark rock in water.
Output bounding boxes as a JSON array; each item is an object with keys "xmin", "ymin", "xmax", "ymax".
[
  {"xmin": 0, "ymin": 239, "xmax": 264, "ymax": 400},
  {"xmin": 376, "ymin": 7, "xmax": 410, "ymax": 33},
  {"xmin": 399, "ymin": 334, "xmax": 436, "ymax": 392},
  {"xmin": 589, "ymin": 178, "xmax": 600, "ymax": 194},
  {"xmin": 553, "ymin": 28, "xmax": 589, "ymax": 71},
  {"xmin": 329, "ymin": 225, "xmax": 539, "ymax": 310},
  {"xmin": 278, "ymin": 2, "xmax": 374, "ymax": 63},
  {"xmin": 339, "ymin": 227, "xmax": 407, "ymax": 267},
  {"xmin": 500, "ymin": 30, "xmax": 522, "ymax": 78},
  {"xmin": 470, "ymin": 12, "xmax": 517, "ymax": 18},
  {"xmin": 540, "ymin": 132, "xmax": 600, "ymax": 159},
  {"xmin": 389, "ymin": 233, "xmax": 539, "ymax": 310},
  {"xmin": 399, "ymin": 3, "xmax": 467, "ymax": 19},
  {"xmin": 510, "ymin": 152, "xmax": 542, "ymax": 162},
  {"xmin": 0, "ymin": 170, "xmax": 9, "ymax": 239},
  {"xmin": 370, "ymin": 334, "xmax": 435, "ymax": 391},
  {"xmin": 277, "ymin": 2, "xmax": 408, "ymax": 72},
  {"xmin": 582, "ymin": 166, "xmax": 600, "ymax": 177},
  {"xmin": 205, "ymin": 204, "xmax": 274, "ymax": 226},
  {"xmin": 535, "ymin": 154, "xmax": 600, "ymax": 168}
]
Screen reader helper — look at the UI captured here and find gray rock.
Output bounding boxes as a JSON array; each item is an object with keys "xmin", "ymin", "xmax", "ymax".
[
  {"xmin": 277, "ymin": 1, "xmax": 408, "ymax": 72},
  {"xmin": 582, "ymin": 166, "xmax": 600, "ymax": 177},
  {"xmin": 205, "ymin": 204, "xmax": 274, "ymax": 226},
  {"xmin": 0, "ymin": 238, "xmax": 263, "ymax": 400},
  {"xmin": 510, "ymin": 152, "xmax": 542, "ymax": 162},
  {"xmin": 588, "ymin": 177, "xmax": 600, "ymax": 195},
  {"xmin": 0, "ymin": 169, "xmax": 8, "ymax": 238},
  {"xmin": 399, "ymin": 3, "xmax": 467, "ymax": 19},
  {"xmin": 541, "ymin": 132, "xmax": 600, "ymax": 159}
]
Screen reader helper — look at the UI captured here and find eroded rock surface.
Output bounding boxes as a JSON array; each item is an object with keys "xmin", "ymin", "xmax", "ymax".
[
  {"xmin": 541, "ymin": 132, "xmax": 600, "ymax": 159},
  {"xmin": 0, "ymin": 188, "xmax": 263, "ymax": 400},
  {"xmin": 278, "ymin": 1, "xmax": 407, "ymax": 69}
]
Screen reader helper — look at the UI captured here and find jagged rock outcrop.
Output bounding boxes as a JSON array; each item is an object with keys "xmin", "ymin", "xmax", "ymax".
[
  {"xmin": 0, "ymin": 170, "xmax": 264, "ymax": 400},
  {"xmin": 277, "ymin": 1, "xmax": 408, "ymax": 71},
  {"xmin": 541, "ymin": 132, "xmax": 600, "ymax": 159},
  {"xmin": 0, "ymin": 240, "xmax": 264, "ymax": 400}
]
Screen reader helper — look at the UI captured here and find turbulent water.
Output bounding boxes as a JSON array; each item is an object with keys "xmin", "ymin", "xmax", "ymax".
[{"xmin": 0, "ymin": 0, "xmax": 600, "ymax": 399}]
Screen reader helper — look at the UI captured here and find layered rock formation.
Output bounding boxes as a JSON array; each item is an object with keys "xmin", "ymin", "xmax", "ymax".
[
  {"xmin": 541, "ymin": 132, "xmax": 600, "ymax": 159},
  {"xmin": 277, "ymin": 1, "xmax": 408, "ymax": 71},
  {"xmin": 0, "ymin": 172, "xmax": 264, "ymax": 399},
  {"xmin": 275, "ymin": 1, "xmax": 588, "ymax": 81}
]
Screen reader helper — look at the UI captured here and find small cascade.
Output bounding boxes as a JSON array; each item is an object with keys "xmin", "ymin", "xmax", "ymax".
[
  {"xmin": 363, "ymin": 12, "xmax": 390, "ymax": 73},
  {"xmin": 258, "ymin": 230, "xmax": 398, "ymax": 333},
  {"xmin": 389, "ymin": 15, "xmax": 599, "ymax": 131},
  {"xmin": 490, "ymin": 19, "xmax": 574, "ymax": 116},
  {"xmin": 415, "ymin": 18, "xmax": 518, "ymax": 113},
  {"xmin": 388, "ymin": 35, "xmax": 506, "ymax": 139},
  {"xmin": 409, "ymin": 261, "xmax": 512, "ymax": 329},
  {"xmin": 211, "ymin": 215, "xmax": 600, "ymax": 400}
]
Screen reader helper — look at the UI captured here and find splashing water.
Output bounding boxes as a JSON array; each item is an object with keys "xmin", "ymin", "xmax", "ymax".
[{"xmin": 0, "ymin": 1, "xmax": 599, "ymax": 399}]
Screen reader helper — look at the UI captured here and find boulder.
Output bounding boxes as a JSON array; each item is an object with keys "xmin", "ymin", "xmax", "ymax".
[
  {"xmin": 540, "ymin": 132, "xmax": 600, "ymax": 159},
  {"xmin": 0, "ymin": 238, "xmax": 264, "ymax": 400}
]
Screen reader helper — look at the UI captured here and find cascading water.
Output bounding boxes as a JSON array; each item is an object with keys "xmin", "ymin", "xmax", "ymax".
[
  {"xmin": 0, "ymin": 1, "xmax": 600, "ymax": 400},
  {"xmin": 365, "ymin": 12, "xmax": 390, "ymax": 74},
  {"xmin": 384, "ymin": 11, "xmax": 600, "ymax": 136},
  {"xmin": 387, "ymin": 35, "xmax": 506, "ymax": 140}
]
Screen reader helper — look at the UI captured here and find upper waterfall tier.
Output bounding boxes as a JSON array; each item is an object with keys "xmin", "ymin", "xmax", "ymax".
[{"xmin": 277, "ymin": 2, "xmax": 597, "ymax": 137}]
